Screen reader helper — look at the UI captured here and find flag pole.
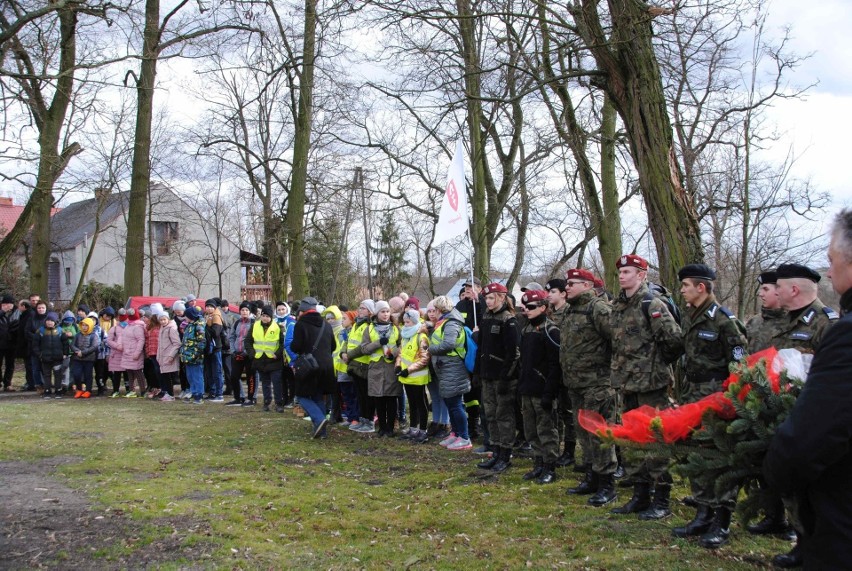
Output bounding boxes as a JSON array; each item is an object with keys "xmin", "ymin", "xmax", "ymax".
[{"xmin": 466, "ymin": 227, "xmax": 477, "ymax": 330}]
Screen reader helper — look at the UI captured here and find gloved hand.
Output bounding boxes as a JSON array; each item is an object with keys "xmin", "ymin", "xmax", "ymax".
[
  {"xmin": 540, "ymin": 394, "xmax": 553, "ymax": 410},
  {"xmin": 399, "ymin": 368, "xmax": 409, "ymax": 378},
  {"xmin": 394, "ymin": 366, "xmax": 403, "ymax": 377},
  {"xmin": 379, "ymin": 337, "xmax": 389, "ymax": 346},
  {"xmin": 497, "ymin": 379, "xmax": 511, "ymax": 396}
]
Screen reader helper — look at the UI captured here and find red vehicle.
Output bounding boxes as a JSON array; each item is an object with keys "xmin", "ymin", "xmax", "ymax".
[{"xmin": 125, "ymin": 296, "xmax": 240, "ymax": 314}]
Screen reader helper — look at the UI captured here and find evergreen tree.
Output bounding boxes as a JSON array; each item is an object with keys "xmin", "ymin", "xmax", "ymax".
[
  {"xmin": 304, "ymin": 218, "xmax": 357, "ymax": 305},
  {"xmin": 372, "ymin": 218, "xmax": 410, "ymax": 296}
]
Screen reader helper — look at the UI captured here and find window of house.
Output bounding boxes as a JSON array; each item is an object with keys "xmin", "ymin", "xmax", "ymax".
[
  {"xmin": 151, "ymin": 221, "xmax": 179, "ymax": 255},
  {"xmin": 64, "ymin": 267, "xmax": 71, "ymax": 285}
]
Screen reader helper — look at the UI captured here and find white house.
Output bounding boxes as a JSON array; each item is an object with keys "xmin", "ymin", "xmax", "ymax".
[{"xmin": 48, "ymin": 183, "xmax": 243, "ymax": 304}]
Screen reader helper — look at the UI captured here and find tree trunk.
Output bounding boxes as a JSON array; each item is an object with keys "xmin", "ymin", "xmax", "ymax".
[
  {"xmin": 285, "ymin": 0, "xmax": 317, "ymax": 300},
  {"xmin": 123, "ymin": 0, "xmax": 160, "ymax": 296},
  {"xmin": 599, "ymin": 94, "xmax": 622, "ymax": 290},
  {"xmin": 456, "ymin": 0, "xmax": 489, "ymax": 281},
  {"xmin": 575, "ymin": 0, "xmax": 703, "ymax": 286},
  {"xmin": 70, "ymin": 191, "xmax": 108, "ymax": 308}
]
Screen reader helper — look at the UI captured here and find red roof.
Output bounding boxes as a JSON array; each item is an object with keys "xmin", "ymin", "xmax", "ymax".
[{"xmin": 0, "ymin": 197, "xmax": 60, "ymax": 237}]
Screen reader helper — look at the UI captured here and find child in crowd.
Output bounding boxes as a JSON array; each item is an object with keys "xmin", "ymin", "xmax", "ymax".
[
  {"xmin": 336, "ymin": 311, "xmax": 360, "ymax": 425},
  {"xmin": 34, "ymin": 312, "xmax": 70, "ymax": 399},
  {"xmin": 107, "ymin": 309, "xmax": 129, "ymax": 396},
  {"xmin": 122, "ymin": 308, "xmax": 147, "ymax": 397},
  {"xmin": 156, "ymin": 311, "xmax": 181, "ymax": 401},
  {"xmin": 71, "ymin": 317, "xmax": 100, "ymax": 398},
  {"xmin": 60, "ymin": 311, "xmax": 78, "ymax": 390},
  {"xmin": 144, "ymin": 308, "xmax": 162, "ymax": 398},
  {"xmin": 97, "ymin": 308, "xmax": 114, "ymax": 395},
  {"xmin": 396, "ymin": 309, "xmax": 431, "ymax": 443}
]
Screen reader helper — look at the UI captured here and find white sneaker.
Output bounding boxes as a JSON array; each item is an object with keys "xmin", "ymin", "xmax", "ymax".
[
  {"xmin": 439, "ymin": 433, "xmax": 458, "ymax": 447},
  {"xmin": 160, "ymin": 394, "xmax": 175, "ymax": 402},
  {"xmin": 447, "ymin": 437, "xmax": 472, "ymax": 451}
]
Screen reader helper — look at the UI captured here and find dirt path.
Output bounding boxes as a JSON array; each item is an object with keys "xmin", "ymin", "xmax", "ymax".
[{"xmin": 0, "ymin": 456, "xmax": 208, "ymax": 570}]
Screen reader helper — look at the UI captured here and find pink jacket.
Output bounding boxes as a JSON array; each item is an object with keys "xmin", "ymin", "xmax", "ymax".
[
  {"xmin": 157, "ymin": 320, "xmax": 181, "ymax": 374},
  {"xmin": 120, "ymin": 319, "xmax": 146, "ymax": 371},
  {"xmin": 106, "ymin": 326, "xmax": 125, "ymax": 372}
]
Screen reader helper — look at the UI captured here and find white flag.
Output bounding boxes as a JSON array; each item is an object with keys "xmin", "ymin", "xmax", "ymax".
[{"xmin": 432, "ymin": 140, "xmax": 469, "ymax": 247}]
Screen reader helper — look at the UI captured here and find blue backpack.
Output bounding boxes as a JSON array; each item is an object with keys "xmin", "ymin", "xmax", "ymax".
[{"xmin": 448, "ymin": 318, "xmax": 478, "ymax": 373}]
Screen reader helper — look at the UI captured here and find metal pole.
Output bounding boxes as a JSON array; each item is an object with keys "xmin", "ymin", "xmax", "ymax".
[{"xmin": 358, "ymin": 167, "xmax": 374, "ymax": 299}]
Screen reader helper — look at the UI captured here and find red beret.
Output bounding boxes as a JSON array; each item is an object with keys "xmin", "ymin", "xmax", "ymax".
[
  {"xmin": 616, "ymin": 254, "xmax": 648, "ymax": 270},
  {"xmin": 521, "ymin": 290, "xmax": 547, "ymax": 304},
  {"xmin": 593, "ymin": 276, "xmax": 604, "ymax": 289},
  {"xmin": 566, "ymin": 268, "xmax": 595, "ymax": 282},
  {"xmin": 482, "ymin": 282, "xmax": 508, "ymax": 295}
]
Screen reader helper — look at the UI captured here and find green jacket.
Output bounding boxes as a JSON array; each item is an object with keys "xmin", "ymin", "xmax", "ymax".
[
  {"xmin": 681, "ymin": 295, "xmax": 747, "ymax": 391},
  {"xmin": 746, "ymin": 307, "xmax": 788, "ymax": 353},
  {"xmin": 771, "ymin": 299, "xmax": 839, "ymax": 353},
  {"xmin": 559, "ymin": 291, "xmax": 612, "ymax": 388}
]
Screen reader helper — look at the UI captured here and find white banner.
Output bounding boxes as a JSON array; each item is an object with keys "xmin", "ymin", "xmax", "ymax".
[{"xmin": 432, "ymin": 140, "xmax": 469, "ymax": 247}]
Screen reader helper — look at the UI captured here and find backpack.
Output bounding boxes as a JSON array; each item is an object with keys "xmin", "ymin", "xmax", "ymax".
[
  {"xmin": 640, "ymin": 282, "xmax": 682, "ymax": 363},
  {"xmin": 447, "ymin": 318, "xmax": 478, "ymax": 374}
]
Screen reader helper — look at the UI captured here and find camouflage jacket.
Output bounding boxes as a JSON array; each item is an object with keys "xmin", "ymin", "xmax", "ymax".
[
  {"xmin": 771, "ymin": 299, "xmax": 839, "ymax": 353},
  {"xmin": 609, "ymin": 283, "xmax": 682, "ymax": 393},
  {"xmin": 746, "ymin": 307, "xmax": 788, "ymax": 353},
  {"xmin": 559, "ymin": 291, "xmax": 612, "ymax": 388},
  {"xmin": 682, "ymin": 296, "xmax": 747, "ymax": 383}
]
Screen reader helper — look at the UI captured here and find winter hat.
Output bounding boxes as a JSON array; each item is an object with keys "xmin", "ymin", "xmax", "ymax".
[
  {"xmin": 80, "ymin": 318, "xmax": 95, "ymax": 334},
  {"xmin": 117, "ymin": 308, "xmax": 127, "ymax": 322},
  {"xmin": 261, "ymin": 305, "xmax": 275, "ymax": 318},
  {"xmin": 239, "ymin": 301, "xmax": 252, "ymax": 311},
  {"xmin": 344, "ymin": 310, "xmax": 357, "ymax": 325},
  {"xmin": 77, "ymin": 303, "xmax": 90, "ymax": 314},
  {"xmin": 45, "ymin": 311, "xmax": 59, "ymax": 323},
  {"xmin": 205, "ymin": 298, "xmax": 219, "ymax": 308},
  {"xmin": 185, "ymin": 294, "xmax": 196, "ymax": 303},
  {"xmin": 388, "ymin": 296, "xmax": 405, "ymax": 314},
  {"xmin": 172, "ymin": 300, "xmax": 186, "ymax": 312},
  {"xmin": 103, "ymin": 306, "xmax": 116, "ymax": 317},
  {"xmin": 127, "ymin": 308, "xmax": 139, "ymax": 321},
  {"xmin": 153, "ymin": 310, "xmax": 168, "ymax": 320},
  {"xmin": 149, "ymin": 303, "xmax": 164, "ymax": 315},
  {"xmin": 184, "ymin": 306, "xmax": 202, "ymax": 321},
  {"xmin": 87, "ymin": 311, "xmax": 98, "ymax": 320},
  {"xmin": 62, "ymin": 310, "xmax": 75, "ymax": 323},
  {"xmin": 299, "ymin": 296, "xmax": 319, "ymax": 313},
  {"xmin": 374, "ymin": 300, "xmax": 391, "ymax": 314},
  {"xmin": 403, "ymin": 309, "xmax": 421, "ymax": 324},
  {"xmin": 1, "ymin": 294, "xmax": 15, "ymax": 305},
  {"xmin": 360, "ymin": 299, "xmax": 376, "ymax": 315},
  {"xmin": 405, "ymin": 296, "xmax": 420, "ymax": 311}
]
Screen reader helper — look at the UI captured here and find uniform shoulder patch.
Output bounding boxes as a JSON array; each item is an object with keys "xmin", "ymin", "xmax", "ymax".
[
  {"xmin": 718, "ymin": 306, "xmax": 736, "ymax": 319},
  {"xmin": 706, "ymin": 303, "xmax": 718, "ymax": 319},
  {"xmin": 732, "ymin": 346, "xmax": 745, "ymax": 360},
  {"xmin": 824, "ymin": 307, "xmax": 840, "ymax": 320},
  {"xmin": 801, "ymin": 309, "xmax": 816, "ymax": 324}
]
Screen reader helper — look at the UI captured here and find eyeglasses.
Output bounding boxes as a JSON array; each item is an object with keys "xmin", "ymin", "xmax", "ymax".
[
  {"xmin": 524, "ymin": 303, "xmax": 542, "ymax": 311},
  {"xmin": 566, "ymin": 281, "xmax": 586, "ymax": 287}
]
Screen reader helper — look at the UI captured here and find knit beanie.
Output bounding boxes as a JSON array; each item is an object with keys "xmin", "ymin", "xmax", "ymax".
[
  {"xmin": 406, "ymin": 296, "xmax": 421, "ymax": 311},
  {"xmin": 127, "ymin": 308, "xmax": 139, "ymax": 321},
  {"xmin": 360, "ymin": 299, "xmax": 376, "ymax": 315},
  {"xmin": 185, "ymin": 306, "xmax": 202, "ymax": 321},
  {"xmin": 45, "ymin": 312, "xmax": 59, "ymax": 323},
  {"xmin": 403, "ymin": 309, "xmax": 421, "ymax": 324},
  {"xmin": 172, "ymin": 300, "xmax": 186, "ymax": 312},
  {"xmin": 374, "ymin": 300, "xmax": 391, "ymax": 314},
  {"xmin": 261, "ymin": 305, "xmax": 275, "ymax": 318},
  {"xmin": 344, "ymin": 310, "xmax": 357, "ymax": 325},
  {"xmin": 117, "ymin": 308, "xmax": 128, "ymax": 322}
]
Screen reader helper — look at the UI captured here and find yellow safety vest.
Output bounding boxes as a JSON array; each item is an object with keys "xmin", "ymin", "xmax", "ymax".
[
  {"xmin": 333, "ymin": 329, "xmax": 349, "ymax": 374},
  {"xmin": 253, "ymin": 320, "xmax": 281, "ymax": 359},
  {"xmin": 367, "ymin": 323, "xmax": 400, "ymax": 362},
  {"xmin": 399, "ymin": 333, "xmax": 430, "ymax": 385},
  {"xmin": 348, "ymin": 321, "xmax": 372, "ymax": 364},
  {"xmin": 430, "ymin": 319, "xmax": 465, "ymax": 357}
]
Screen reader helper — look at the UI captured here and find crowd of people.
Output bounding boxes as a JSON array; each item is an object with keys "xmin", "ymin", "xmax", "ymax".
[{"xmin": 2, "ymin": 210, "xmax": 851, "ymax": 569}]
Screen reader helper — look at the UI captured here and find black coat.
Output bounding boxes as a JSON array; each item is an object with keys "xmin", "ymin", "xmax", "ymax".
[
  {"xmin": 290, "ymin": 311, "xmax": 336, "ymax": 397},
  {"xmin": 764, "ymin": 289, "xmax": 852, "ymax": 570},
  {"xmin": 517, "ymin": 318, "xmax": 561, "ymax": 399},
  {"xmin": 473, "ymin": 303, "xmax": 519, "ymax": 382},
  {"xmin": 0, "ymin": 309, "xmax": 18, "ymax": 351}
]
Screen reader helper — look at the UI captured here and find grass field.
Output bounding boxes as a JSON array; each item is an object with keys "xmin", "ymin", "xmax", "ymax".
[{"xmin": 0, "ymin": 395, "xmax": 788, "ymax": 569}]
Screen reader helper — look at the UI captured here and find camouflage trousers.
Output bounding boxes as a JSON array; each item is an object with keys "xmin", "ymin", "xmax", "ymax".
[
  {"xmin": 481, "ymin": 377, "xmax": 517, "ymax": 449},
  {"xmin": 568, "ymin": 386, "xmax": 617, "ymax": 475},
  {"xmin": 620, "ymin": 387, "xmax": 671, "ymax": 483},
  {"xmin": 521, "ymin": 395, "xmax": 559, "ymax": 462},
  {"xmin": 557, "ymin": 385, "xmax": 576, "ymax": 455}
]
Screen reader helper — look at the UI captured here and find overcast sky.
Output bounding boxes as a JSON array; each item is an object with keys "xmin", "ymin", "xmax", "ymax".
[{"xmin": 763, "ymin": 0, "xmax": 852, "ymax": 206}]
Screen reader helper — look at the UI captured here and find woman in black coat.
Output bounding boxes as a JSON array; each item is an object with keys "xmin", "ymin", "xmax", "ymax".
[{"xmin": 290, "ymin": 297, "xmax": 336, "ymax": 438}]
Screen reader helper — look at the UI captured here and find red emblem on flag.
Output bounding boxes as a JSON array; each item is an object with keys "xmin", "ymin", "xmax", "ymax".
[{"xmin": 446, "ymin": 179, "xmax": 458, "ymax": 211}]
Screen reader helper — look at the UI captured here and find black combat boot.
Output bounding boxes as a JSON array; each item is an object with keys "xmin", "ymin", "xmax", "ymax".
[
  {"xmin": 566, "ymin": 469, "xmax": 598, "ymax": 495},
  {"xmin": 536, "ymin": 463, "xmax": 557, "ymax": 485},
  {"xmin": 746, "ymin": 498, "xmax": 791, "ymax": 536},
  {"xmin": 467, "ymin": 406, "xmax": 481, "ymax": 441},
  {"xmin": 588, "ymin": 474, "xmax": 617, "ymax": 507},
  {"xmin": 699, "ymin": 507, "xmax": 732, "ymax": 549},
  {"xmin": 611, "ymin": 482, "xmax": 652, "ymax": 514},
  {"xmin": 673, "ymin": 505, "xmax": 715, "ymax": 537},
  {"xmin": 555, "ymin": 437, "xmax": 575, "ymax": 467},
  {"xmin": 477, "ymin": 450, "xmax": 500, "ymax": 470},
  {"xmin": 523, "ymin": 457, "xmax": 544, "ymax": 481},
  {"xmin": 639, "ymin": 474, "xmax": 672, "ymax": 520},
  {"xmin": 490, "ymin": 447, "xmax": 512, "ymax": 473},
  {"xmin": 772, "ymin": 540, "xmax": 803, "ymax": 569}
]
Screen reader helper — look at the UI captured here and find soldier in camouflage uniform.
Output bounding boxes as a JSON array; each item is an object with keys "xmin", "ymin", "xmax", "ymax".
[
  {"xmin": 545, "ymin": 278, "xmax": 577, "ymax": 469},
  {"xmin": 764, "ymin": 263, "xmax": 839, "ymax": 569},
  {"xmin": 671, "ymin": 264, "xmax": 748, "ymax": 549},
  {"xmin": 609, "ymin": 254, "xmax": 683, "ymax": 518},
  {"xmin": 474, "ymin": 282, "xmax": 521, "ymax": 473},
  {"xmin": 557, "ymin": 269, "xmax": 619, "ymax": 507},
  {"xmin": 744, "ymin": 270, "xmax": 795, "ymax": 540},
  {"xmin": 745, "ymin": 271, "xmax": 788, "ymax": 353},
  {"xmin": 517, "ymin": 290, "xmax": 562, "ymax": 484}
]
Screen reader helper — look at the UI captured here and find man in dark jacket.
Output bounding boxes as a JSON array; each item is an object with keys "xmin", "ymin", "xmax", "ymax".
[
  {"xmin": 26, "ymin": 300, "xmax": 49, "ymax": 392},
  {"xmin": 0, "ymin": 294, "xmax": 19, "ymax": 390},
  {"xmin": 764, "ymin": 208, "xmax": 852, "ymax": 570}
]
